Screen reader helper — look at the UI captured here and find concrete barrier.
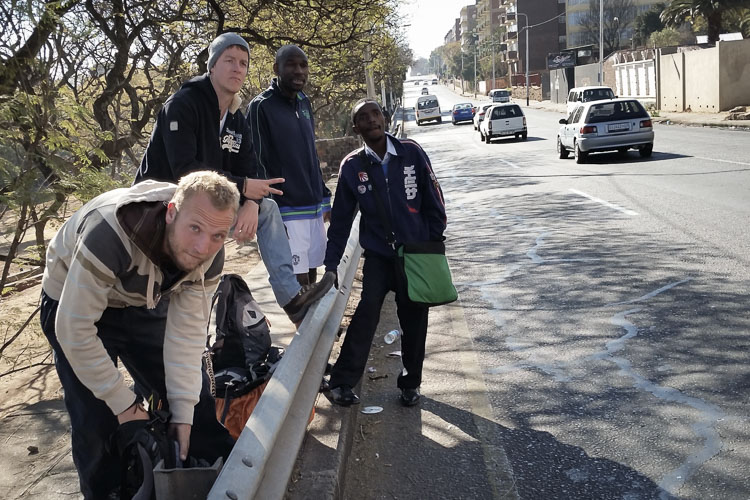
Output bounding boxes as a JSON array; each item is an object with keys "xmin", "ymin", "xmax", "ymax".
[{"xmin": 207, "ymin": 216, "xmax": 362, "ymax": 500}]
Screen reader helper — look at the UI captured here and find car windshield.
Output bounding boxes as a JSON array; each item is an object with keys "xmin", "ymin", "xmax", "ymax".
[
  {"xmin": 418, "ymin": 99, "xmax": 438, "ymax": 109},
  {"xmin": 491, "ymin": 105, "xmax": 522, "ymax": 118},
  {"xmin": 454, "ymin": 103, "xmax": 472, "ymax": 110},
  {"xmin": 582, "ymin": 88, "xmax": 615, "ymax": 102},
  {"xmin": 496, "ymin": 90, "xmax": 510, "ymax": 96},
  {"xmin": 585, "ymin": 100, "xmax": 648, "ymax": 123}
]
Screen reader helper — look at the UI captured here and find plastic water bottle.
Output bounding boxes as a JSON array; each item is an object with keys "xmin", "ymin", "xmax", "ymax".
[{"xmin": 384, "ymin": 329, "xmax": 400, "ymax": 344}]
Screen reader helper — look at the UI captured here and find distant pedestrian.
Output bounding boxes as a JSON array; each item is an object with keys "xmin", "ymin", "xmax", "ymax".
[
  {"xmin": 247, "ymin": 44, "xmax": 331, "ymax": 288},
  {"xmin": 324, "ymin": 99, "xmax": 448, "ymax": 407}
]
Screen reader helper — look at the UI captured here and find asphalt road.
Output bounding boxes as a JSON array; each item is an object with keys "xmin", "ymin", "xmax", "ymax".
[{"xmin": 344, "ymin": 83, "xmax": 750, "ymax": 499}]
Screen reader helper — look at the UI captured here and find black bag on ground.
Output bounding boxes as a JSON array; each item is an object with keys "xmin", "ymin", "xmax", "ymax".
[{"xmin": 206, "ymin": 274, "xmax": 284, "ymax": 423}]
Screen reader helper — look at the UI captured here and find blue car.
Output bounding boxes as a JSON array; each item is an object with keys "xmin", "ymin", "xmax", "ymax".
[{"xmin": 451, "ymin": 103, "xmax": 474, "ymax": 125}]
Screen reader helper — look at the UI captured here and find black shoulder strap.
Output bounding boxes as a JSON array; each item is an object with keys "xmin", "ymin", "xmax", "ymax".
[{"xmin": 358, "ymin": 149, "xmax": 397, "ymax": 250}]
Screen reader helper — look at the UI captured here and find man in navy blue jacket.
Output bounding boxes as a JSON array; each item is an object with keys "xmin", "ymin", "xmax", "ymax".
[
  {"xmin": 324, "ymin": 99, "xmax": 447, "ymax": 407},
  {"xmin": 246, "ymin": 45, "xmax": 331, "ymax": 287},
  {"xmin": 136, "ymin": 33, "xmax": 333, "ymax": 325}
]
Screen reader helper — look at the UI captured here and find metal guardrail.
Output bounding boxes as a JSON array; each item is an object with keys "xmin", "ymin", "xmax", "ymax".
[{"xmin": 208, "ymin": 215, "xmax": 362, "ymax": 500}]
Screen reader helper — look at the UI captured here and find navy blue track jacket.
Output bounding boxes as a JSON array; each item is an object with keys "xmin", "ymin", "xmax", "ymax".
[
  {"xmin": 246, "ymin": 78, "xmax": 331, "ymax": 221},
  {"xmin": 324, "ymin": 134, "xmax": 447, "ymax": 272},
  {"xmin": 135, "ymin": 74, "xmax": 256, "ymax": 199}
]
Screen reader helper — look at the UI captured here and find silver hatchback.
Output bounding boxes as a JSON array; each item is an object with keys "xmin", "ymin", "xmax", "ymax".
[{"xmin": 557, "ymin": 98, "xmax": 654, "ymax": 164}]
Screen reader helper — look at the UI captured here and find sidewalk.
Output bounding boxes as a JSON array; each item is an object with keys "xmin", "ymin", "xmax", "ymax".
[{"xmin": 446, "ymin": 84, "xmax": 750, "ymax": 130}]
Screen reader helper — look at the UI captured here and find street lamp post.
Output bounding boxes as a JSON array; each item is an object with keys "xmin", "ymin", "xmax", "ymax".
[
  {"xmin": 474, "ymin": 47, "xmax": 477, "ymax": 98},
  {"xmin": 516, "ymin": 12, "xmax": 530, "ymax": 106},
  {"xmin": 599, "ymin": 0, "xmax": 604, "ymax": 85}
]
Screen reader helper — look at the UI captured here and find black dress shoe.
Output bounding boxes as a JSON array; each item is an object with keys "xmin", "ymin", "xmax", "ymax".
[
  {"xmin": 319, "ymin": 378, "xmax": 330, "ymax": 393},
  {"xmin": 400, "ymin": 388, "xmax": 421, "ymax": 406},
  {"xmin": 283, "ymin": 272, "xmax": 335, "ymax": 324},
  {"xmin": 329, "ymin": 385, "xmax": 360, "ymax": 406}
]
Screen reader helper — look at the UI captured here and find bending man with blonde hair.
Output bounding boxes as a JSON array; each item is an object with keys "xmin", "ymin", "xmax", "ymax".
[{"xmin": 40, "ymin": 171, "xmax": 239, "ymax": 498}]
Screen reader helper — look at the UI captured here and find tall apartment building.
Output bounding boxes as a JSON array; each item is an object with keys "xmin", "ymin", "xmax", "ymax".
[
  {"xmin": 460, "ymin": 4, "xmax": 478, "ymax": 49},
  {"xmin": 566, "ymin": 0, "xmax": 662, "ymax": 49},
  {"xmin": 500, "ymin": 0, "xmax": 566, "ymax": 75},
  {"xmin": 444, "ymin": 17, "xmax": 462, "ymax": 46}
]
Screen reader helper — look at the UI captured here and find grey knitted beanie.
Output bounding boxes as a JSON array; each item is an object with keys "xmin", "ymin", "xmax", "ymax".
[{"xmin": 208, "ymin": 33, "xmax": 250, "ymax": 70}]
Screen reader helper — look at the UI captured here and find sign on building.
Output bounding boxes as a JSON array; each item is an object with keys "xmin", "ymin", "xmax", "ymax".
[{"xmin": 547, "ymin": 52, "xmax": 575, "ymax": 69}]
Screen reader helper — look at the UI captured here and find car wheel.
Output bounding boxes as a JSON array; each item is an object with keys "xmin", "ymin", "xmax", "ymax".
[
  {"xmin": 479, "ymin": 130, "xmax": 484, "ymax": 140},
  {"xmin": 485, "ymin": 133, "xmax": 491, "ymax": 144},
  {"xmin": 639, "ymin": 143, "xmax": 653, "ymax": 158},
  {"xmin": 416, "ymin": 120, "xmax": 421, "ymax": 126},
  {"xmin": 557, "ymin": 137, "xmax": 569, "ymax": 159},
  {"xmin": 522, "ymin": 132, "xmax": 528, "ymax": 140},
  {"xmin": 574, "ymin": 142, "xmax": 587, "ymax": 164},
  {"xmin": 438, "ymin": 117, "xmax": 442, "ymax": 124},
  {"xmin": 617, "ymin": 147, "xmax": 629, "ymax": 157}
]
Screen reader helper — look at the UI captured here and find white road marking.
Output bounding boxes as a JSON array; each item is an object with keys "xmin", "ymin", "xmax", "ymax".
[
  {"xmin": 694, "ymin": 156, "xmax": 750, "ymax": 167},
  {"xmin": 498, "ymin": 158, "xmax": 521, "ymax": 169},
  {"xmin": 569, "ymin": 188, "xmax": 638, "ymax": 216}
]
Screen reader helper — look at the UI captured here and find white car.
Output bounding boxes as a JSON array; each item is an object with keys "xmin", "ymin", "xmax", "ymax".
[
  {"xmin": 472, "ymin": 103, "xmax": 493, "ymax": 130},
  {"xmin": 566, "ymin": 86, "xmax": 616, "ymax": 115},
  {"xmin": 557, "ymin": 98, "xmax": 654, "ymax": 164},
  {"xmin": 479, "ymin": 103, "xmax": 527, "ymax": 143}
]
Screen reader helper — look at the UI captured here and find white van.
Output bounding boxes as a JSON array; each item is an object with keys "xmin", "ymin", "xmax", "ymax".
[
  {"xmin": 566, "ymin": 86, "xmax": 615, "ymax": 115},
  {"xmin": 416, "ymin": 95, "xmax": 441, "ymax": 126},
  {"xmin": 489, "ymin": 88, "xmax": 511, "ymax": 103}
]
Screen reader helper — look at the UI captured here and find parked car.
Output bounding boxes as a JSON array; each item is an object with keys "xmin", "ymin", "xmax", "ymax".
[
  {"xmin": 414, "ymin": 80, "xmax": 420, "ymax": 85},
  {"xmin": 415, "ymin": 95, "xmax": 441, "ymax": 125},
  {"xmin": 489, "ymin": 88, "xmax": 511, "ymax": 103},
  {"xmin": 421, "ymin": 87, "xmax": 429, "ymax": 95},
  {"xmin": 566, "ymin": 86, "xmax": 616, "ymax": 115},
  {"xmin": 557, "ymin": 98, "xmax": 654, "ymax": 164},
  {"xmin": 451, "ymin": 103, "xmax": 474, "ymax": 125},
  {"xmin": 472, "ymin": 103, "xmax": 493, "ymax": 130},
  {"xmin": 479, "ymin": 103, "xmax": 527, "ymax": 143},
  {"xmin": 431, "ymin": 78, "xmax": 438, "ymax": 85}
]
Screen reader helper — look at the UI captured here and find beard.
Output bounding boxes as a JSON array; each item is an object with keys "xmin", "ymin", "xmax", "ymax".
[{"xmin": 163, "ymin": 223, "xmax": 202, "ymax": 273}]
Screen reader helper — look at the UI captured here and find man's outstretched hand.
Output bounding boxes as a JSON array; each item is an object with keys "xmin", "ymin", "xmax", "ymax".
[{"xmin": 244, "ymin": 178, "xmax": 284, "ymax": 199}]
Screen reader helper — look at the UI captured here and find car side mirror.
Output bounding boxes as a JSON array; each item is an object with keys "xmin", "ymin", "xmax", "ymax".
[{"xmin": 559, "ymin": 118, "xmax": 567, "ymax": 124}]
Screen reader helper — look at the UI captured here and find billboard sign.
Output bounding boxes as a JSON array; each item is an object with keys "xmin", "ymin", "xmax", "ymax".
[{"xmin": 548, "ymin": 52, "xmax": 575, "ymax": 69}]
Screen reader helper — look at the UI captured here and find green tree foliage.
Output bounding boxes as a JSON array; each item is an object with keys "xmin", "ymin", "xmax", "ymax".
[
  {"xmin": 633, "ymin": 3, "xmax": 666, "ymax": 47},
  {"xmin": 0, "ymin": 0, "xmax": 409, "ymax": 290},
  {"xmin": 661, "ymin": 0, "xmax": 750, "ymax": 43},
  {"xmin": 648, "ymin": 27, "xmax": 687, "ymax": 46}
]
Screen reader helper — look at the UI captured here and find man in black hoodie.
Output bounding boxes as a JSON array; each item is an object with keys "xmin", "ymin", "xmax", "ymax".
[
  {"xmin": 247, "ymin": 45, "xmax": 331, "ymax": 288},
  {"xmin": 136, "ymin": 33, "xmax": 333, "ymax": 324}
]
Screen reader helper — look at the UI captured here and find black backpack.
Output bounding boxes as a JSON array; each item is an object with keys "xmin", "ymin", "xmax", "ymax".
[{"xmin": 206, "ymin": 274, "xmax": 283, "ymax": 405}]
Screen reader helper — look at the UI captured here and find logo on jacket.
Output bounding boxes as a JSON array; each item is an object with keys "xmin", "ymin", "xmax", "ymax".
[
  {"xmin": 221, "ymin": 129, "xmax": 242, "ymax": 153},
  {"xmin": 358, "ymin": 185, "xmax": 367, "ymax": 194},
  {"xmin": 358, "ymin": 172, "xmax": 368, "ymax": 182},
  {"xmin": 404, "ymin": 165, "xmax": 417, "ymax": 200},
  {"xmin": 301, "ymin": 108, "xmax": 311, "ymax": 120}
]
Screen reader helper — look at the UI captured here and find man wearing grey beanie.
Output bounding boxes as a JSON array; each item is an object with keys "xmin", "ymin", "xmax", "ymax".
[{"xmin": 137, "ymin": 32, "xmax": 333, "ymax": 325}]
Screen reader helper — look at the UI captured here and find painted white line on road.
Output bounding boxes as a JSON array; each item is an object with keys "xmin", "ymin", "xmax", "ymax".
[
  {"xmin": 498, "ymin": 158, "xmax": 521, "ymax": 169},
  {"xmin": 694, "ymin": 156, "xmax": 750, "ymax": 167},
  {"xmin": 569, "ymin": 188, "xmax": 638, "ymax": 216}
]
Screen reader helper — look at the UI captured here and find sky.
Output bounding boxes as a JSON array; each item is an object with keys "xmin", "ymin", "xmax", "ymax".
[{"xmin": 398, "ymin": 0, "xmax": 469, "ymax": 60}]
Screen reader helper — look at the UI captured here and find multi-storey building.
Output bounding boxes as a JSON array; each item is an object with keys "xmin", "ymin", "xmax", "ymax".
[
  {"xmin": 444, "ymin": 17, "xmax": 461, "ymax": 45},
  {"xmin": 460, "ymin": 4, "xmax": 478, "ymax": 49},
  {"xmin": 504, "ymin": 0, "xmax": 566, "ymax": 75}
]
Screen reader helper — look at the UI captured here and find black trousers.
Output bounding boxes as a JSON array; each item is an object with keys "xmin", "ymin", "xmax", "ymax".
[
  {"xmin": 329, "ymin": 252, "xmax": 429, "ymax": 391},
  {"xmin": 40, "ymin": 291, "xmax": 234, "ymax": 499}
]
